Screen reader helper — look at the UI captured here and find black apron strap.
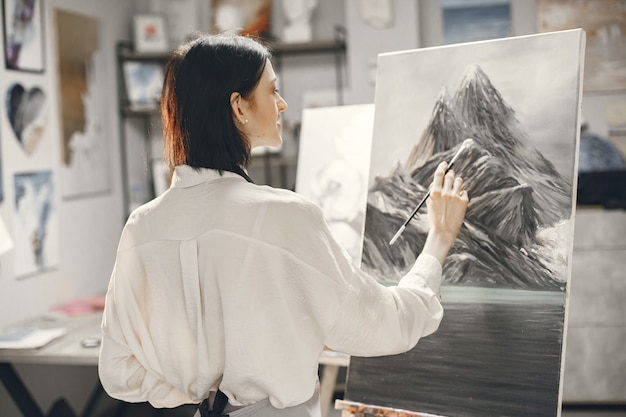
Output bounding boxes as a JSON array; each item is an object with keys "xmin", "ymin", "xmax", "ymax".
[{"xmin": 199, "ymin": 390, "xmax": 230, "ymax": 417}]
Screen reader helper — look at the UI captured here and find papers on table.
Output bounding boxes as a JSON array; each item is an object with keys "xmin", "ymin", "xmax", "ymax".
[{"xmin": 0, "ymin": 327, "xmax": 66, "ymax": 350}]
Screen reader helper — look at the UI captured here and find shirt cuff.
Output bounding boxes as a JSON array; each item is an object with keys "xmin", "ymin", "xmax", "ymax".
[{"xmin": 402, "ymin": 253, "xmax": 443, "ymax": 297}]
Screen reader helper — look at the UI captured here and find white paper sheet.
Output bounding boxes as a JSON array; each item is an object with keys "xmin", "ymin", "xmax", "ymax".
[{"xmin": 0, "ymin": 327, "xmax": 66, "ymax": 349}]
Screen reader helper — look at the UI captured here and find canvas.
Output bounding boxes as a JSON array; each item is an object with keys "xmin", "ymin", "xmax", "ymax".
[
  {"xmin": 295, "ymin": 104, "xmax": 374, "ymax": 263},
  {"xmin": 442, "ymin": 0, "xmax": 511, "ymax": 45},
  {"xmin": 13, "ymin": 171, "xmax": 58, "ymax": 277},
  {"xmin": 345, "ymin": 30, "xmax": 585, "ymax": 417},
  {"xmin": 537, "ymin": 0, "xmax": 626, "ymax": 93},
  {"xmin": 5, "ymin": 82, "xmax": 48, "ymax": 155},
  {"xmin": 2, "ymin": 0, "xmax": 45, "ymax": 72},
  {"xmin": 212, "ymin": 0, "xmax": 271, "ymax": 37},
  {"xmin": 54, "ymin": 9, "xmax": 110, "ymax": 199}
]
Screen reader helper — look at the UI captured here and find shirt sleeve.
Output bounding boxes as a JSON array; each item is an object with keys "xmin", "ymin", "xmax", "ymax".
[
  {"xmin": 325, "ymin": 253, "xmax": 443, "ymax": 356},
  {"xmin": 272, "ymin": 197, "xmax": 444, "ymax": 358}
]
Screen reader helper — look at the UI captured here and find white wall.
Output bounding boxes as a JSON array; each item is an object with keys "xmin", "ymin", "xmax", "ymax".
[
  {"xmin": 344, "ymin": 0, "xmax": 420, "ymax": 105},
  {"xmin": 0, "ymin": 0, "xmax": 132, "ymax": 415},
  {"xmin": 0, "ymin": 0, "xmax": 131, "ymax": 329}
]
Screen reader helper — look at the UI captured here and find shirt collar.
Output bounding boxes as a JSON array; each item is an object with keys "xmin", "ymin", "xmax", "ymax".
[{"xmin": 170, "ymin": 165, "xmax": 245, "ymax": 189}]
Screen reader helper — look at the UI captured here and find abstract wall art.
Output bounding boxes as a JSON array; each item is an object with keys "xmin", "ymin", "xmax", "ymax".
[
  {"xmin": 345, "ymin": 29, "xmax": 585, "ymax": 417},
  {"xmin": 5, "ymin": 82, "xmax": 47, "ymax": 155},
  {"xmin": 53, "ymin": 9, "xmax": 110, "ymax": 198},
  {"xmin": 443, "ymin": 0, "xmax": 511, "ymax": 45},
  {"xmin": 212, "ymin": 0, "xmax": 271, "ymax": 37},
  {"xmin": 295, "ymin": 104, "xmax": 374, "ymax": 263},
  {"xmin": 2, "ymin": 0, "xmax": 45, "ymax": 72},
  {"xmin": 537, "ymin": 0, "xmax": 626, "ymax": 93},
  {"xmin": 13, "ymin": 170, "xmax": 58, "ymax": 277}
]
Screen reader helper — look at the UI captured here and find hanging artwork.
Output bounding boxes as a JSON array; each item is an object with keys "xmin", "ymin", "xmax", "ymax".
[
  {"xmin": 537, "ymin": 0, "xmax": 626, "ymax": 93},
  {"xmin": 211, "ymin": 0, "xmax": 271, "ymax": 37},
  {"xmin": 122, "ymin": 61, "xmax": 164, "ymax": 110},
  {"xmin": 5, "ymin": 82, "xmax": 47, "ymax": 155},
  {"xmin": 442, "ymin": 0, "xmax": 511, "ymax": 45},
  {"xmin": 346, "ymin": 30, "xmax": 585, "ymax": 417},
  {"xmin": 132, "ymin": 14, "xmax": 169, "ymax": 53},
  {"xmin": 13, "ymin": 170, "xmax": 58, "ymax": 277},
  {"xmin": 295, "ymin": 104, "xmax": 374, "ymax": 263},
  {"xmin": 53, "ymin": 9, "xmax": 110, "ymax": 198},
  {"xmin": 2, "ymin": 0, "xmax": 45, "ymax": 72}
]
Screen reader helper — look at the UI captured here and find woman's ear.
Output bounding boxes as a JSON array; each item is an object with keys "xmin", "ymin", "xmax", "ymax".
[{"xmin": 230, "ymin": 92, "xmax": 247, "ymax": 125}]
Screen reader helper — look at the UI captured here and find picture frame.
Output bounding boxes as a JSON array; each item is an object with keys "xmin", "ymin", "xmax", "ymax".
[
  {"xmin": 442, "ymin": 0, "xmax": 511, "ymax": 45},
  {"xmin": 2, "ymin": 0, "xmax": 45, "ymax": 72},
  {"xmin": 537, "ymin": 0, "xmax": 626, "ymax": 93},
  {"xmin": 211, "ymin": 0, "xmax": 271, "ymax": 38},
  {"xmin": 122, "ymin": 61, "xmax": 164, "ymax": 110},
  {"xmin": 133, "ymin": 14, "xmax": 169, "ymax": 53}
]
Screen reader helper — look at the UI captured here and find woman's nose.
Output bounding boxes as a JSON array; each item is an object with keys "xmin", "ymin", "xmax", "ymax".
[{"xmin": 278, "ymin": 94, "xmax": 288, "ymax": 112}]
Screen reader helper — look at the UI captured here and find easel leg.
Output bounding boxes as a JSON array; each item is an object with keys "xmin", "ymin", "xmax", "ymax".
[
  {"xmin": 320, "ymin": 364, "xmax": 340, "ymax": 417},
  {"xmin": 0, "ymin": 362, "xmax": 46, "ymax": 417}
]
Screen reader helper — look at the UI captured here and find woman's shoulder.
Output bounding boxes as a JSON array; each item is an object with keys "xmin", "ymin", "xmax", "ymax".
[{"xmin": 250, "ymin": 184, "xmax": 325, "ymax": 224}]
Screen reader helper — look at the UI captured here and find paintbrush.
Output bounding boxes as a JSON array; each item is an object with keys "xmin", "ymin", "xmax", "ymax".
[{"xmin": 389, "ymin": 138, "xmax": 474, "ymax": 246}]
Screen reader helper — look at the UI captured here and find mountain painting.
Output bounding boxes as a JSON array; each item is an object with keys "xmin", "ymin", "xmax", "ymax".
[{"xmin": 345, "ymin": 30, "xmax": 585, "ymax": 417}]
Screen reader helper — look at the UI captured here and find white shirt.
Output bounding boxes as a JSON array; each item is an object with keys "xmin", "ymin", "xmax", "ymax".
[{"xmin": 98, "ymin": 166, "xmax": 443, "ymax": 409}]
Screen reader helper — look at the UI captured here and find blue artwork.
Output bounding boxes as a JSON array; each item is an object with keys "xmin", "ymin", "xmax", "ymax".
[
  {"xmin": 122, "ymin": 61, "xmax": 164, "ymax": 109},
  {"xmin": 443, "ymin": 0, "xmax": 511, "ymax": 45},
  {"xmin": 14, "ymin": 171, "xmax": 58, "ymax": 277}
]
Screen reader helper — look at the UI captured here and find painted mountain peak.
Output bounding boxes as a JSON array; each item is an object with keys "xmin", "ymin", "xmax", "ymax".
[{"xmin": 362, "ymin": 64, "xmax": 573, "ymax": 290}]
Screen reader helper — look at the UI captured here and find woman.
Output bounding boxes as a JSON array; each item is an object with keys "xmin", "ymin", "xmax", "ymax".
[{"xmin": 98, "ymin": 34, "xmax": 469, "ymax": 417}]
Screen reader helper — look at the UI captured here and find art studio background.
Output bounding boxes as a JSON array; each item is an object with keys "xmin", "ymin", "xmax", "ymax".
[{"xmin": 0, "ymin": 0, "xmax": 625, "ymax": 416}]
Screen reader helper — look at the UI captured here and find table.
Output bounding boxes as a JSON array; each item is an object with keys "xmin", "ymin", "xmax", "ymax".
[
  {"xmin": 0, "ymin": 312, "xmax": 350, "ymax": 417},
  {"xmin": 0, "ymin": 312, "xmax": 104, "ymax": 417}
]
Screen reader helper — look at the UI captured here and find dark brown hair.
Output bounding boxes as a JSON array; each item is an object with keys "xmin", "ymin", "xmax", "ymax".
[{"xmin": 161, "ymin": 34, "xmax": 271, "ymax": 177}]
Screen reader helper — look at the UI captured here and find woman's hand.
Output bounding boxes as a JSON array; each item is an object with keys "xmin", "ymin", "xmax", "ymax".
[{"xmin": 422, "ymin": 161, "xmax": 469, "ymax": 265}]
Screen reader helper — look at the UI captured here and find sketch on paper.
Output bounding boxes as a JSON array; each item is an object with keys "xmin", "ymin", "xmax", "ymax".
[
  {"xmin": 2, "ymin": 0, "xmax": 45, "ymax": 72},
  {"xmin": 5, "ymin": 82, "xmax": 47, "ymax": 155},
  {"xmin": 346, "ymin": 30, "xmax": 584, "ymax": 417},
  {"xmin": 537, "ymin": 0, "xmax": 626, "ymax": 92},
  {"xmin": 295, "ymin": 104, "xmax": 374, "ymax": 263},
  {"xmin": 14, "ymin": 171, "xmax": 58, "ymax": 277},
  {"xmin": 54, "ymin": 9, "xmax": 110, "ymax": 198}
]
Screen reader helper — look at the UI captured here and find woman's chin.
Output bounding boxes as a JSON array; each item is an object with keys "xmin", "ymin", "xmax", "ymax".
[{"xmin": 252, "ymin": 136, "xmax": 282, "ymax": 150}]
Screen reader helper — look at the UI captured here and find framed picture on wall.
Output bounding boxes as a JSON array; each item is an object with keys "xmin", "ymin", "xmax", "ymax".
[
  {"xmin": 211, "ymin": 0, "xmax": 271, "ymax": 37},
  {"xmin": 122, "ymin": 61, "xmax": 164, "ymax": 110},
  {"xmin": 537, "ymin": 0, "xmax": 626, "ymax": 93},
  {"xmin": 2, "ymin": 0, "xmax": 45, "ymax": 72},
  {"xmin": 133, "ymin": 14, "xmax": 169, "ymax": 53}
]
